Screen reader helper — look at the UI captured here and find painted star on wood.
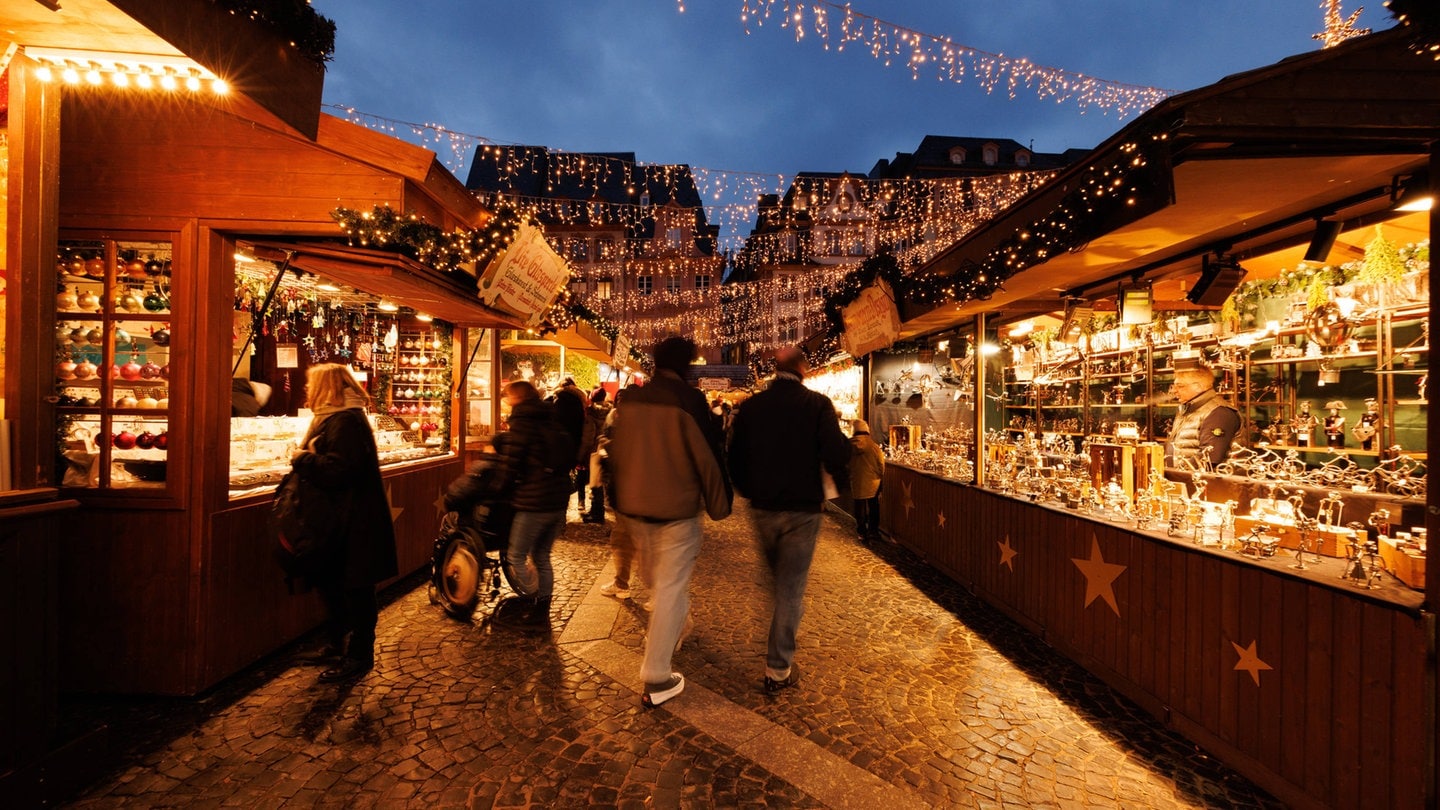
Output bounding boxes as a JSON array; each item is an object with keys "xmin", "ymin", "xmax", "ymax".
[
  {"xmin": 1071, "ymin": 536, "xmax": 1125, "ymax": 617},
  {"xmin": 387, "ymin": 485, "xmax": 404, "ymax": 523},
  {"xmin": 901, "ymin": 481, "xmax": 914, "ymax": 518},
  {"xmin": 998, "ymin": 535, "xmax": 1018, "ymax": 572},
  {"xmin": 1231, "ymin": 639, "xmax": 1273, "ymax": 686},
  {"xmin": 434, "ymin": 488, "xmax": 450, "ymax": 519},
  {"xmin": 937, "ymin": 509, "xmax": 946, "ymax": 529}
]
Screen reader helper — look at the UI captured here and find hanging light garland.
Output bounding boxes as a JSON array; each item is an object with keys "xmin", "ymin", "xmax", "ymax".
[
  {"xmin": 330, "ymin": 204, "xmax": 529, "ymax": 280},
  {"xmin": 709, "ymin": 1, "xmax": 1173, "ymax": 117}
]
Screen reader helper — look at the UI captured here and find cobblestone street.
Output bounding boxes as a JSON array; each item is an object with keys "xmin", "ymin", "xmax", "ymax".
[{"xmin": 60, "ymin": 501, "xmax": 1283, "ymax": 808}]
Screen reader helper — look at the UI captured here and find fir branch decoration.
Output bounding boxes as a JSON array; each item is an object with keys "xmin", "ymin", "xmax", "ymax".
[
  {"xmin": 213, "ymin": 0, "xmax": 336, "ymax": 64},
  {"xmin": 330, "ymin": 205, "xmax": 529, "ymax": 276},
  {"xmin": 1360, "ymin": 225, "xmax": 1406, "ymax": 284}
]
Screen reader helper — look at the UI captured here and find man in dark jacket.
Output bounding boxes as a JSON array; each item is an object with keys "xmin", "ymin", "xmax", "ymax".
[
  {"xmin": 491, "ymin": 380, "xmax": 575, "ymax": 629},
  {"xmin": 608, "ymin": 336, "xmax": 732, "ymax": 707},
  {"xmin": 552, "ymin": 377, "xmax": 590, "ymax": 516},
  {"xmin": 727, "ymin": 346, "xmax": 850, "ymax": 694}
]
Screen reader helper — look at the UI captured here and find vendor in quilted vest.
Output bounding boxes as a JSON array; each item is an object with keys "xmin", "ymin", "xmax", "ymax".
[{"xmin": 1166, "ymin": 363, "xmax": 1240, "ymax": 468}]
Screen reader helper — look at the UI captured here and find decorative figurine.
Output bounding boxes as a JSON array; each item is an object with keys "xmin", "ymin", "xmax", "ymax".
[
  {"xmin": 1323, "ymin": 400, "xmax": 1347, "ymax": 449},
  {"xmin": 1352, "ymin": 397, "xmax": 1381, "ymax": 450},
  {"xmin": 1292, "ymin": 401, "xmax": 1318, "ymax": 447}
]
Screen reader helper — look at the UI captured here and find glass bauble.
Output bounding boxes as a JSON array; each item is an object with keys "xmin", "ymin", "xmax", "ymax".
[
  {"xmin": 84, "ymin": 257, "xmax": 105, "ymax": 278},
  {"xmin": 140, "ymin": 361, "xmax": 162, "ymax": 379},
  {"xmin": 75, "ymin": 361, "xmax": 98, "ymax": 380},
  {"xmin": 77, "ymin": 291, "xmax": 100, "ymax": 311},
  {"xmin": 154, "ymin": 432, "xmax": 169, "ymax": 450},
  {"xmin": 150, "ymin": 327, "xmax": 171, "ymax": 346},
  {"xmin": 120, "ymin": 359, "xmax": 143, "ymax": 380},
  {"xmin": 56, "ymin": 360, "xmax": 77, "ymax": 380},
  {"xmin": 135, "ymin": 431, "xmax": 156, "ymax": 449},
  {"xmin": 57, "ymin": 287, "xmax": 78, "ymax": 310},
  {"xmin": 1305, "ymin": 303, "xmax": 1352, "ymax": 350},
  {"xmin": 112, "ymin": 431, "xmax": 137, "ymax": 449}
]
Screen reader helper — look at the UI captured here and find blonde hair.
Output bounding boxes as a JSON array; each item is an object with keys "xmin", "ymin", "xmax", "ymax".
[{"xmin": 304, "ymin": 363, "xmax": 368, "ymax": 409}]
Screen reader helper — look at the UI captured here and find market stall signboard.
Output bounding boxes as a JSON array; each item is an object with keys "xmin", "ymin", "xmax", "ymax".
[
  {"xmin": 840, "ymin": 279, "xmax": 901, "ymax": 357},
  {"xmin": 477, "ymin": 223, "xmax": 571, "ymax": 327}
]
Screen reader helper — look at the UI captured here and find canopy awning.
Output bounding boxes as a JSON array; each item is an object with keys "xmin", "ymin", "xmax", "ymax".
[
  {"xmin": 903, "ymin": 27, "xmax": 1439, "ymax": 337},
  {"xmin": 251, "ymin": 241, "xmax": 524, "ymax": 329}
]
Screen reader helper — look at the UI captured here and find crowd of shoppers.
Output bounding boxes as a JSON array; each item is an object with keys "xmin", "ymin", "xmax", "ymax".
[{"xmin": 295, "ymin": 337, "xmax": 880, "ymax": 706}]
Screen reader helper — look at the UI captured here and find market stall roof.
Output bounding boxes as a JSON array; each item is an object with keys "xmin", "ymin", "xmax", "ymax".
[
  {"xmin": 902, "ymin": 26, "xmax": 1439, "ymax": 338},
  {"xmin": 250, "ymin": 241, "xmax": 524, "ymax": 329},
  {"xmin": 1, "ymin": 0, "xmax": 324, "ymax": 138},
  {"xmin": 540, "ymin": 319, "xmax": 613, "ymax": 362}
]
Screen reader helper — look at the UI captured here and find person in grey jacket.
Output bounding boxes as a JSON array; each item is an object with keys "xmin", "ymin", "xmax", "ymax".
[
  {"xmin": 727, "ymin": 346, "xmax": 851, "ymax": 694},
  {"xmin": 608, "ymin": 336, "xmax": 732, "ymax": 707}
]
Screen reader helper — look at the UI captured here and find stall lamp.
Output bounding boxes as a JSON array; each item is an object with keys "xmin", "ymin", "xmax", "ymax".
[
  {"xmin": 316, "ymin": 283, "xmax": 340, "ymax": 292},
  {"xmin": 415, "ymin": 313, "xmax": 433, "ymax": 322},
  {"xmin": 25, "ymin": 46, "xmax": 229, "ymax": 95},
  {"xmin": 1392, "ymin": 172, "xmax": 1434, "ymax": 212},
  {"xmin": 1119, "ymin": 286, "xmax": 1152, "ymax": 325},
  {"xmin": 377, "ymin": 301, "xmax": 399, "ymax": 312}
]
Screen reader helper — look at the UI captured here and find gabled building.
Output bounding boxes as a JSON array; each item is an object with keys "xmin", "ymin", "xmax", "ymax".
[
  {"xmin": 465, "ymin": 147, "xmax": 725, "ymax": 360},
  {"xmin": 726, "ymin": 136, "xmax": 1084, "ymax": 361}
]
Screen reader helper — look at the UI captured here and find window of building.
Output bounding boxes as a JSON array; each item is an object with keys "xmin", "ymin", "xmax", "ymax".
[
  {"xmin": 695, "ymin": 274, "xmax": 711, "ymax": 292},
  {"xmin": 1015, "ymin": 150, "xmax": 1031, "ymax": 167},
  {"xmin": 983, "ymin": 144, "xmax": 999, "ymax": 165},
  {"xmin": 570, "ymin": 239, "xmax": 588, "ymax": 261},
  {"xmin": 665, "ymin": 276, "xmax": 682, "ymax": 294},
  {"xmin": 824, "ymin": 231, "xmax": 843, "ymax": 256},
  {"xmin": 637, "ymin": 275, "xmax": 653, "ymax": 295},
  {"xmin": 949, "ymin": 147, "xmax": 966, "ymax": 164},
  {"xmin": 597, "ymin": 237, "xmax": 617, "ymax": 259},
  {"xmin": 666, "ymin": 227, "xmax": 685, "ymax": 251},
  {"xmin": 779, "ymin": 275, "xmax": 798, "ymax": 302},
  {"xmin": 597, "ymin": 279, "xmax": 614, "ymax": 299}
]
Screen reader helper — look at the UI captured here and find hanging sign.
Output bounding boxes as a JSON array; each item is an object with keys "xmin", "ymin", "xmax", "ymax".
[
  {"xmin": 840, "ymin": 279, "xmax": 901, "ymax": 357},
  {"xmin": 476, "ymin": 222, "xmax": 571, "ymax": 327},
  {"xmin": 612, "ymin": 334, "xmax": 632, "ymax": 369}
]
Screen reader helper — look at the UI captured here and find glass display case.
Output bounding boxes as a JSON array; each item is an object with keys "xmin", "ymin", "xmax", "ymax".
[{"xmin": 54, "ymin": 238, "xmax": 174, "ymax": 491}]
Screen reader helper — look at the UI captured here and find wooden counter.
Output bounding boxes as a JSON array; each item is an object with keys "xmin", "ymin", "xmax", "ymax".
[{"xmin": 880, "ymin": 463, "xmax": 1425, "ymax": 810}]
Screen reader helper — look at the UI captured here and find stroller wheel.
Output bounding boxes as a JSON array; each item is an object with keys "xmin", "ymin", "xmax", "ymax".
[{"xmin": 436, "ymin": 532, "xmax": 483, "ymax": 618}]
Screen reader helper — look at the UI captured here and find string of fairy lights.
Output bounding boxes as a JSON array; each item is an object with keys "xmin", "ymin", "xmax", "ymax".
[{"xmin": 704, "ymin": 0, "xmax": 1175, "ymax": 117}]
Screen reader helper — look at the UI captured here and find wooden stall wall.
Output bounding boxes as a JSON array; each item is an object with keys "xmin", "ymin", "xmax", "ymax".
[
  {"xmin": 198, "ymin": 459, "xmax": 461, "ymax": 692},
  {"xmin": 880, "ymin": 465, "xmax": 1426, "ymax": 810}
]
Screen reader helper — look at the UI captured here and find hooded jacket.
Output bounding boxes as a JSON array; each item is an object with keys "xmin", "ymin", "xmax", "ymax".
[{"xmin": 608, "ymin": 370, "xmax": 732, "ymax": 522}]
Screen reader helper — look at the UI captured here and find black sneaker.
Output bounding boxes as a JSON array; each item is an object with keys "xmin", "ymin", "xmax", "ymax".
[
  {"xmin": 642, "ymin": 672, "xmax": 685, "ymax": 707},
  {"xmin": 764, "ymin": 664, "xmax": 801, "ymax": 694},
  {"xmin": 318, "ymin": 657, "xmax": 372, "ymax": 683},
  {"xmin": 492, "ymin": 596, "xmax": 549, "ymax": 631}
]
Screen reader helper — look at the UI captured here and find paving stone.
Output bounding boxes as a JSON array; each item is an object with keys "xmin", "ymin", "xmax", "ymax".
[{"xmin": 54, "ymin": 502, "xmax": 1284, "ymax": 809}]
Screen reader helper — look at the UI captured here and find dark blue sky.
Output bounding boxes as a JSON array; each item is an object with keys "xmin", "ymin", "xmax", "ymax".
[{"xmin": 312, "ymin": 1, "xmax": 1382, "ymax": 192}]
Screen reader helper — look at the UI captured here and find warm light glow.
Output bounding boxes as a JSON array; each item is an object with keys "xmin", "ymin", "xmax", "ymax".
[
  {"xmin": 160, "ymin": 73, "xmax": 177, "ymax": 91},
  {"xmin": 316, "ymin": 283, "xmax": 340, "ymax": 292},
  {"xmin": 377, "ymin": 301, "xmax": 400, "ymax": 312},
  {"xmin": 211, "ymin": 78, "xmax": 229, "ymax": 95},
  {"xmin": 185, "ymin": 74, "xmax": 202, "ymax": 92},
  {"xmin": 33, "ymin": 65, "xmax": 53, "ymax": 82},
  {"xmin": 980, "ymin": 342, "xmax": 1002, "ymax": 356},
  {"xmin": 61, "ymin": 67, "xmax": 80, "ymax": 84},
  {"xmin": 415, "ymin": 313, "xmax": 434, "ymax": 322},
  {"xmin": 234, "ymin": 252, "xmax": 256, "ymax": 264},
  {"xmin": 23, "ymin": 46, "xmax": 227, "ymax": 96},
  {"xmin": 85, "ymin": 68, "xmax": 103, "ymax": 85}
]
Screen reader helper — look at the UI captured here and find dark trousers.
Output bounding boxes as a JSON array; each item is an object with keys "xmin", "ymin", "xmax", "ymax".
[
  {"xmin": 573, "ymin": 467, "xmax": 590, "ymax": 509},
  {"xmin": 317, "ymin": 581, "xmax": 379, "ymax": 663},
  {"xmin": 853, "ymin": 496, "xmax": 880, "ymax": 538}
]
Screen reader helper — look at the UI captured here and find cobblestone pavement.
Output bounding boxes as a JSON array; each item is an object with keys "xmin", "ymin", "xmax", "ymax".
[{"xmin": 59, "ymin": 500, "xmax": 1284, "ymax": 809}]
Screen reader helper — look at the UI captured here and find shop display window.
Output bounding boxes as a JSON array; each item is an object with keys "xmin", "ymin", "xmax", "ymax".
[
  {"xmin": 228, "ymin": 249, "xmax": 458, "ymax": 497},
  {"xmin": 53, "ymin": 238, "xmax": 174, "ymax": 492},
  {"xmin": 464, "ymin": 328, "xmax": 495, "ymax": 441}
]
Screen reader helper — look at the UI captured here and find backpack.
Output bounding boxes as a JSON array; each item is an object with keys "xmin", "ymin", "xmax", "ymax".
[
  {"xmin": 539, "ymin": 419, "xmax": 578, "ymax": 476},
  {"xmin": 271, "ymin": 469, "xmax": 340, "ymax": 578}
]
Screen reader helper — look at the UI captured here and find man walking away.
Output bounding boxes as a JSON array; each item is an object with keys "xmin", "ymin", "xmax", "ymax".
[
  {"xmin": 608, "ymin": 336, "xmax": 732, "ymax": 707},
  {"xmin": 727, "ymin": 346, "xmax": 851, "ymax": 694},
  {"xmin": 848, "ymin": 419, "xmax": 885, "ymax": 542}
]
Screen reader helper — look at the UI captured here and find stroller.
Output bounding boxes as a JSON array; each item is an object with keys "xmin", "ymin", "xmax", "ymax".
[{"xmin": 429, "ymin": 457, "xmax": 518, "ymax": 619}]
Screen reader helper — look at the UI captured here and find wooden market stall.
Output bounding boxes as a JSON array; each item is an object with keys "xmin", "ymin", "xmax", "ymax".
[
  {"xmin": 22, "ymin": 68, "xmax": 522, "ymax": 696},
  {"xmin": 870, "ymin": 28, "xmax": 1438, "ymax": 810}
]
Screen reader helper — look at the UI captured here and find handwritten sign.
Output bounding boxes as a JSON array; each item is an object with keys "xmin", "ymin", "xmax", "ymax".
[
  {"xmin": 840, "ymin": 279, "xmax": 900, "ymax": 357},
  {"xmin": 612, "ymin": 334, "xmax": 632, "ymax": 369},
  {"xmin": 477, "ymin": 222, "xmax": 571, "ymax": 327}
]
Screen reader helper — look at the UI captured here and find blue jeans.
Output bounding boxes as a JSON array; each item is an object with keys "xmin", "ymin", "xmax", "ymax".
[
  {"xmin": 750, "ymin": 509, "xmax": 822, "ymax": 677},
  {"xmin": 623, "ymin": 514, "xmax": 702, "ymax": 684},
  {"xmin": 505, "ymin": 509, "xmax": 565, "ymax": 600}
]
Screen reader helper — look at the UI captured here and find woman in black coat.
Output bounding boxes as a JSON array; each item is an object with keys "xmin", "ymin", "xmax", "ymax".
[{"xmin": 290, "ymin": 363, "xmax": 398, "ymax": 681}]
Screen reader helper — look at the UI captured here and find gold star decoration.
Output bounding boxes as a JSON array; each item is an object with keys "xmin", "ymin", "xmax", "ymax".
[
  {"xmin": 998, "ymin": 535, "xmax": 1018, "ymax": 572},
  {"xmin": 1071, "ymin": 536, "xmax": 1126, "ymax": 617},
  {"xmin": 1231, "ymin": 639, "xmax": 1273, "ymax": 686},
  {"xmin": 901, "ymin": 481, "xmax": 914, "ymax": 518},
  {"xmin": 937, "ymin": 509, "xmax": 947, "ymax": 529},
  {"xmin": 387, "ymin": 485, "xmax": 404, "ymax": 523}
]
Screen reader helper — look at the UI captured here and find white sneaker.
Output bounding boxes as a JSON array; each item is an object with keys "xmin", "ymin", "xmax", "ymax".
[
  {"xmin": 599, "ymin": 580, "xmax": 630, "ymax": 599},
  {"xmin": 642, "ymin": 672, "xmax": 685, "ymax": 707}
]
